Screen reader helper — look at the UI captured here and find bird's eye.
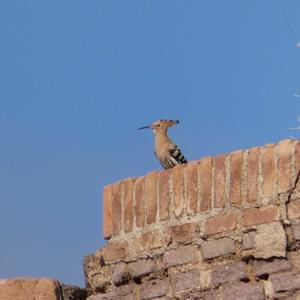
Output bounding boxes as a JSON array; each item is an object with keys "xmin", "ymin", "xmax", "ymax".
[{"xmin": 157, "ymin": 124, "xmax": 160, "ymax": 127}]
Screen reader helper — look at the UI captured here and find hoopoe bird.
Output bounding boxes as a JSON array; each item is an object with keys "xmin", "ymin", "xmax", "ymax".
[{"xmin": 138, "ymin": 119, "xmax": 188, "ymax": 169}]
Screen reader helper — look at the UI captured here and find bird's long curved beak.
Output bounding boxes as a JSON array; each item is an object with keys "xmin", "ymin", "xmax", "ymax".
[{"xmin": 137, "ymin": 126, "xmax": 150, "ymax": 130}]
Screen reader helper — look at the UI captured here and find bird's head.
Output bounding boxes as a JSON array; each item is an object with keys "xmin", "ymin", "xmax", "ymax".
[{"xmin": 138, "ymin": 119, "xmax": 179, "ymax": 133}]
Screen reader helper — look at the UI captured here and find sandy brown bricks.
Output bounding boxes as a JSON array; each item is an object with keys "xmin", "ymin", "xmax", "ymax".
[
  {"xmin": 205, "ymin": 213, "xmax": 238, "ymax": 235},
  {"xmin": 134, "ymin": 177, "xmax": 145, "ymax": 228},
  {"xmin": 159, "ymin": 170, "xmax": 171, "ymax": 221},
  {"xmin": 214, "ymin": 155, "xmax": 226, "ymax": 208},
  {"xmin": 111, "ymin": 183, "xmax": 122, "ymax": 235},
  {"xmin": 230, "ymin": 150, "xmax": 244, "ymax": 205},
  {"xmin": 199, "ymin": 157, "xmax": 212, "ymax": 211},
  {"xmin": 261, "ymin": 144, "xmax": 276, "ymax": 198},
  {"xmin": 278, "ymin": 140, "xmax": 295, "ymax": 193},
  {"xmin": 145, "ymin": 172, "xmax": 158, "ymax": 225},
  {"xmin": 101, "ymin": 139, "xmax": 298, "ymax": 241},
  {"xmin": 123, "ymin": 179, "xmax": 135, "ymax": 233},
  {"xmin": 247, "ymin": 147, "xmax": 260, "ymax": 203},
  {"xmin": 185, "ymin": 162, "xmax": 198, "ymax": 214},
  {"xmin": 103, "ymin": 184, "xmax": 113, "ymax": 240},
  {"xmin": 242, "ymin": 206, "xmax": 280, "ymax": 226},
  {"xmin": 172, "ymin": 166, "xmax": 185, "ymax": 218}
]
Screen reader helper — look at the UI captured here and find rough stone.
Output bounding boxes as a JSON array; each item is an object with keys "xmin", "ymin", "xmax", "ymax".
[
  {"xmin": 253, "ymin": 259, "xmax": 291, "ymax": 277},
  {"xmin": 163, "ymin": 245, "xmax": 196, "ymax": 268},
  {"xmin": 140, "ymin": 279, "xmax": 169, "ymax": 299},
  {"xmin": 242, "ymin": 232, "xmax": 256, "ymax": 250},
  {"xmin": 174, "ymin": 269, "xmax": 200, "ymax": 292},
  {"xmin": 202, "ymin": 238, "xmax": 235, "ymax": 260},
  {"xmin": 270, "ymin": 271, "xmax": 300, "ymax": 293},
  {"xmin": 112, "ymin": 263, "xmax": 131, "ymax": 287},
  {"xmin": 128, "ymin": 259, "xmax": 155, "ymax": 278},
  {"xmin": 254, "ymin": 222, "xmax": 286, "ymax": 259},
  {"xmin": 61, "ymin": 284, "xmax": 87, "ymax": 300},
  {"xmin": 0, "ymin": 278, "xmax": 61, "ymax": 300},
  {"xmin": 211, "ymin": 262, "xmax": 247, "ymax": 285},
  {"xmin": 288, "ymin": 200, "xmax": 300, "ymax": 220},
  {"xmin": 222, "ymin": 282, "xmax": 264, "ymax": 300}
]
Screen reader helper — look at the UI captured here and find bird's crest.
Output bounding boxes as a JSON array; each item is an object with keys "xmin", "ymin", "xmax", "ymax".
[{"xmin": 153, "ymin": 119, "xmax": 179, "ymax": 128}]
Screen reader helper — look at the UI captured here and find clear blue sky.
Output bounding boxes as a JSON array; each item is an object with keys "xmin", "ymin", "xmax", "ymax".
[{"xmin": 1, "ymin": 1, "xmax": 300, "ymax": 287}]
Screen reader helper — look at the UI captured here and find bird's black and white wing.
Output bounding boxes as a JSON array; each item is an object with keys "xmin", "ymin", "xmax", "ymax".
[{"xmin": 169, "ymin": 145, "xmax": 187, "ymax": 165}]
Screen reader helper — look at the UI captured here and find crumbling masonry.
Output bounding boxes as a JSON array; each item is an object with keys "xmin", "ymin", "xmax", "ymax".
[{"xmin": 84, "ymin": 139, "xmax": 300, "ymax": 299}]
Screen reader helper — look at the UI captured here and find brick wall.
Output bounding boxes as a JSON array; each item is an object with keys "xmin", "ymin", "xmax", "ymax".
[{"xmin": 84, "ymin": 139, "xmax": 300, "ymax": 300}]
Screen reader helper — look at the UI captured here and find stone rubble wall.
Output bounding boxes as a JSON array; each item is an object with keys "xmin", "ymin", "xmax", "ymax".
[{"xmin": 84, "ymin": 139, "xmax": 300, "ymax": 299}]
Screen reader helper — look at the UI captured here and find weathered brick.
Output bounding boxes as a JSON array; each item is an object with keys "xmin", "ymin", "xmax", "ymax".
[
  {"xmin": 163, "ymin": 245, "xmax": 196, "ymax": 268},
  {"xmin": 174, "ymin": 269, "xmax": 200, "ymax": 292},
  {"xmin": 134, "ymin": 177, "xmax": 145, "ymax": 228},
  {"xmin": 242, "ymin": 206, "xmax": 280, "ymax": 226},
  {"xmin": 278, "ymin": 139, "xmax": 295, "ymax": 193},
  {"xmin": 253, "ymin": 259, "xmax": 291, "ymax": 277},
  {"xmin": 166, "ymin": 222, "xmax": 198, "ymax": 243},
  {"xmin": 247, "ymin": 147, "xmax": 260, "ymax": 203},
  {"xmin": 172, "ymin": 166, "xmax": 184, "ymax": 218},
  {"xmin": 102, "ymin": 241, "xmax": 129, "ymax": 263},
  {"xmin": 112, "ymin": 183, "xmax": 122, "ymax": 235},
  {"xmin": 230, "ymin": 150, "xmax": 244, "ymax": 205},
  {"xmin": 159, "ymin": 170, "xmax": 171, "ymax": 221},
  {"xmin": 205, "ymin": 213, "xmax": 238, "ymax": 235},
  {"xmin": 199, "ymin": 157, "xmax": 212, "ymax": 211},
  {"xmin": 292, "ymin": 220, "xmax": 300, "ymax": 240},
  {"xmin": 123, "ymin": 179, "xmax": 135, "ymax": 233},
  {"xmin": 270, "ymin": 271, "xmax": 300, "ymax": 293},
  {"xmin": 202, "ymin": 238, "xmax": 235, "ymax": 260},
  {"xmin": 103, "ymin": 185, "xmax": 113, "ymax": 240},
  {"xmin": 128, "ymin": 259, "xmax": 155, "ymax": 278},
  {"xmin": 222, "ymin": 282, "xmax": 264, "ymax": 300},
  {"xmin": 242, "ymin": 232, "xmax": 256, "ymax": 250},
  {"xmin": 140, "ymin": 279, "xmax": 169, "ymax": 300},
  {"xmin": 288, "ymin": 199, "xmax": 300, "ymax": 219},
  {"xmin": 185, "ymin": 162, "xmax": 198, "ymax": 214},
  {"xmin": 214, "ymin": 155, "xmax": 226, "ymax": 208},
  {"xmin": 211, "ymin": 262, "xmax": 247, "ymax": 285},
  {"xmin": 254, "ymin": 222, "xmax": 286, "ymax": 259},
  {"xmin": 132, "ymin": 231, "xmax": 167, "ymax": 252},
  {"xmin": 261, "ymin": 144, "xmax": 276, "ymax": 197},
  {"xmin": 145, "ymin": 172, "xmax": 158, "ymax": 225}
]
